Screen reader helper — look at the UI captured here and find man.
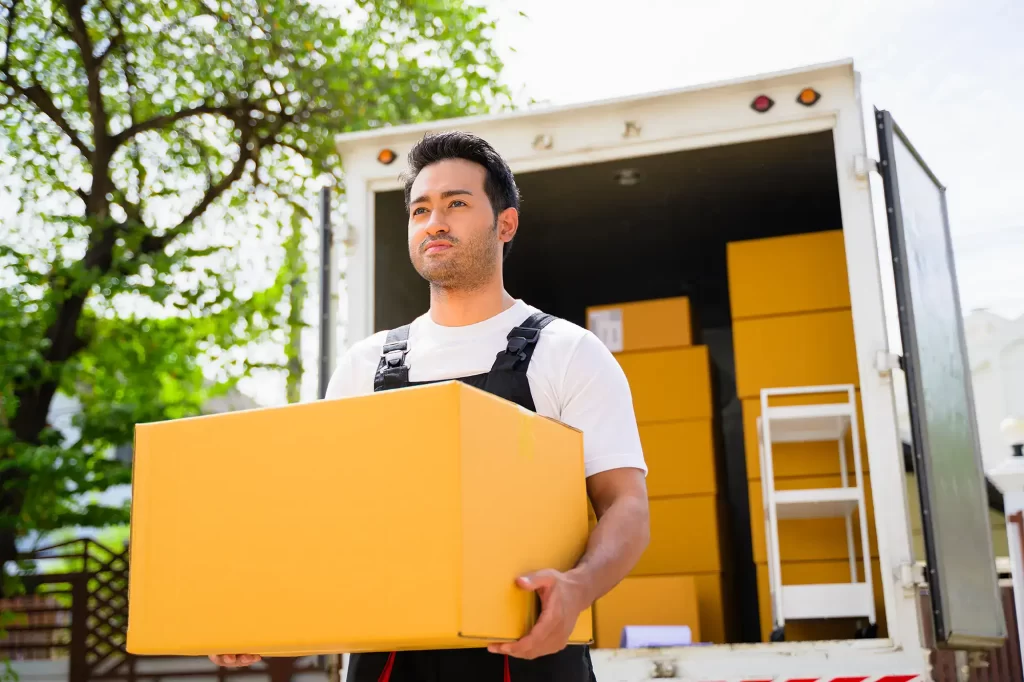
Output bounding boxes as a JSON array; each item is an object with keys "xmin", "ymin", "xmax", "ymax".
[{"xmin": 212, "ymin": 131, "xmax": 649, "ymax": 681}]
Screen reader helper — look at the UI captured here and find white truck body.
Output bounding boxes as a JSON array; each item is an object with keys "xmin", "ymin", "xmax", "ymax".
[{"xmin": 331, "ymin": 59, "xmax": 1001, "ymax": 681}]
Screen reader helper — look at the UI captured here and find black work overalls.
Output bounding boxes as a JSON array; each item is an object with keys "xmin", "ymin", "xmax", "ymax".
[{"xmin": 345, "ymin": 311, "xmax": 598, "ymax": 682}]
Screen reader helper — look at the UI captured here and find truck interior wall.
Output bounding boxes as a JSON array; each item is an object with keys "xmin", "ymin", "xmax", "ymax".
[{"xmin": 372, "ymin": 131, "xmax": 844, "ymax": 643}]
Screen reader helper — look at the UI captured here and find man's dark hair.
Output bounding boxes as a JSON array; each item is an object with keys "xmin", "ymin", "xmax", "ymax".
[{"xmin": 403, "ymin": 131, "xmax": 520, "ymax": 260}]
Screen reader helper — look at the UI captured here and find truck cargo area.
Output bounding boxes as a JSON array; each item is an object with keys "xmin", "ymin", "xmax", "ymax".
[
  {"xmin": 371, "ymin": 130, "xmax": 882, "ymax": 646},
  {"xmin": 373, "ymin": 130, "xmax": 842, "ymax": 333}
]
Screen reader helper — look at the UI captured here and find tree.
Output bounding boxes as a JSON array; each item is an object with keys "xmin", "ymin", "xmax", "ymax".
[{"xmin": 0, "ymin": 0, "xmax": 511, "ymax": 589}]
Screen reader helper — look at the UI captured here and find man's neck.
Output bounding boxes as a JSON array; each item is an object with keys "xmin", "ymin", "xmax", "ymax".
[{"xmin": 428, "ymin": 278, "xmax": 516, "ymax": 327}]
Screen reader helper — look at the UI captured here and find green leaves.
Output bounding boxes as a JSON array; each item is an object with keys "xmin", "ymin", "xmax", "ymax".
[{"xmin": 0, "ymin": 0, "xmax": 509, "ymax": 558}]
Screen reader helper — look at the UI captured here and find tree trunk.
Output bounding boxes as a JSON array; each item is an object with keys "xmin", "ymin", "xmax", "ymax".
[
  {"xmin": 0, "ymin": 192, "xmax": 114, "ymax": 585},
  {"xmin": 0, "ymin": 491, "xmax": 21, "ymax": 598}
]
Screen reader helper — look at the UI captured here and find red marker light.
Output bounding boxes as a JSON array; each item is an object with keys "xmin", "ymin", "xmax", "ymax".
[{"xmin": 751, "ymin": 95, "xmax": 774, "ymax": 113}]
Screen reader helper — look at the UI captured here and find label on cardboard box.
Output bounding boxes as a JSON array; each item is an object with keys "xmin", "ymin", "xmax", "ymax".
[{"xmin": 588, "ymin": 308, "xmax": 623, "ymax": 352}]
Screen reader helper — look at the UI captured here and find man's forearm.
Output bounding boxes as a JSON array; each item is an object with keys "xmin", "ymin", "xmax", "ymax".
[{"xmin": 566, "ymin": 493, "xmax": 650, "ymax": 606}]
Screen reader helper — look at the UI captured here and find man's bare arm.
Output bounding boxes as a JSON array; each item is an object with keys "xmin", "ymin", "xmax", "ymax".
[{"xmin": 568, "ymin": 467, "xmax": 650, "ymax": 604}]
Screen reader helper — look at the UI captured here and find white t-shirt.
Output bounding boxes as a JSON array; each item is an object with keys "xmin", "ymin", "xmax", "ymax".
[{"xmin": 325, "ymin": 299, "xmax": 647, "ymax": 479}]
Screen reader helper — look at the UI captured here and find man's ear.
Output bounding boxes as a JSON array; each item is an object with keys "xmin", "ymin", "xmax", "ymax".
[{"xmin": 497, "ymin": 207, "xmax": 519, "ymax": 245}]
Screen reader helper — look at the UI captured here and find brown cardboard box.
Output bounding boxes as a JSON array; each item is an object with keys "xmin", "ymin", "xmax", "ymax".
[
  {"xmin": 732, "ymin": 309, "xmax": 858, "ymax": 400},
  {"xmin": 616, "ymin": 347, "xmax": 713, "ymax": 423},
  {"xmin": 641, "ymin": 420, "xmax": 717, "ymax": 497},
  {"xmin": 727, "ymin": 230, "xmax": 851, "ymax": 320},
  {"xmin": 632, "ymin": 496, "xmax": 723, "ymax": 575},
  {"xmin": 594, "ymin": 575, "xmax": 701, "ymax": 648},
  {"xmin": 692, "ymin": 573, "xmax": 728, "ymax": 644},
  {"xmin": 586, "ymin": 297, "xmax": 693, "ymax": 352},
  {"xmin": 127, "ymin": 381, "xmax": 592, "ymax": 656}
]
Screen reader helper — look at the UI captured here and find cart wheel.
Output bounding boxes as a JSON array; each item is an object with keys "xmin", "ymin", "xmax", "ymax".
[
  {"xmin": 770, "ymin": 627, "xmax": 785, "ymax": 642},
  {"xmin": 854, "ymin": 623, "xmax": 878, "ymax": 639}
]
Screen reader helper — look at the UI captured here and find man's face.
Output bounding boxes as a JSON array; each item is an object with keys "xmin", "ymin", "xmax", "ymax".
[{"xmin": 407, "ymin": 159, "xmax": 515, "ymax": 290}]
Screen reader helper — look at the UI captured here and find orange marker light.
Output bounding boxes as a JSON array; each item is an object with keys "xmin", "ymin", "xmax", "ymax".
[
  {"xmin": 797, "ymin": 88, "xmax": 821, "ymax": 106},
  {"xmin": 377, "ymin": 149, "xmax": 397, "ymax": 165}
]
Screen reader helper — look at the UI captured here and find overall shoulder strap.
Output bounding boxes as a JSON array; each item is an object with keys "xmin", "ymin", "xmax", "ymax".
[
  {"xmin": 491, "ymin": 312, "xmax": 556, "ymax": 373},
  {"xmin": 373, "ymin": 325, "xmax": 412, "ymax": 391}
]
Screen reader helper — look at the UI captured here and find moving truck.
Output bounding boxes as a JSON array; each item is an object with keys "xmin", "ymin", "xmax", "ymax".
[{"xmin": 330, "ymin": 59, "xmax": 1006, "ymax": 681}]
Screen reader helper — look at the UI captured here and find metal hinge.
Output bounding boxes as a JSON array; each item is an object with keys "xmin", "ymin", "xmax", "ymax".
[
  {"xmin": 651, "ymin": 660, "xmax": 679, "ymax": 678},
  {"xmin": 898, "ymin": 561, "xmax": 927, "ymax": 593},
  {"xmin": 855, "ymin": 154, "xmax": 879, "ymax": 179},
  {"xmin": 875, "ymin": 351, "xmax": 904, "ymax": 376}
]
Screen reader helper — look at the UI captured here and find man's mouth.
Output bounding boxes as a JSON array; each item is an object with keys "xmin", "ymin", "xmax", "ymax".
[{"xmin": 423, "ymin": 241, "xmax": 453, "ymax": 254}]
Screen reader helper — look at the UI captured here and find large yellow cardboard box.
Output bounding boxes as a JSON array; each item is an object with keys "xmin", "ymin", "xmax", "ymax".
[
  {"xmin": 641, "ymin": 420, "xmax": 717, "ymax": 497},
  {"xmin": 586, "ymin": 297, "xmax": 693, "ymax": 352},
  {"xmin": 741, "ymin": 392, "xmax": 869, "ymax": 480},
  {"xmin": 126, "ymin": 381, "xmax": 593, "ymax": 656},
  {"xmin": 732, "ymin": 309, "xmax": 859, "ymax": 400},
  {"xmin": 748, "ymin": 474, "xmax": 878, "ymax": 563},
  {"xmin": 727, "ymin": 230, "xmax": 851, "ymax": 320},
  {"xmin": 755, "ymin": 560, "xmax": 885, "ymax": 642},
  {"xmin": 692, "ymin": 573, "xmax": 728, "ymax": 644},
  {"xmin": 617, "ymin": 347, "xmax": 713, "ymax": 423},
  {"xmin": 632, "ymin": 496, "xmax": 722, "ymax": 575},
  {"xmin": 594, "ymin": 575, "xmax": 701, "ymax": 648}
]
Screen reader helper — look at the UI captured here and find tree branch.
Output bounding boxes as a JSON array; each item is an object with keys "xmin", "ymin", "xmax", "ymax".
[
  {"xmin": 139, "ymin": 125, "xmax": 258, "ymax": 256},
  {"xmin": 111, "ymin": 101, "xmax": 267, "ymax": 148},
  {"xmin": 94, "ymin": 0, "xmax": 123, "ymax": 66},
  {"xmin": 137, "ymin": 112, "xmax": 294, "ymax": 256},
  {"xmin": 0, "ymin": 0, "xmax": 90, "ymax": 162},
  {"xmin": 9, "ymin": 82, "xmax": 93, "ymax": 158},
  {"xmin": 62, "ymin": 0, "xmax": 111, "ymax": 184},
  {"xmin": 2, "ymin": 0, "xmax": 18, "ymax": 75}
]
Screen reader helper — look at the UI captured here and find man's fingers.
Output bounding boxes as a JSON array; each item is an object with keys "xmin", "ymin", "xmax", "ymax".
[
  {"xmin": 493, "ymin": 604, "xmax": 559, "ymax": 659},
  {"xmin": 210, "ymin": 654, "xmax": 260, "ymax": 667},
  {"xmin": 516, "ymin": 571, "xmax": 557, "ymax": 591}
]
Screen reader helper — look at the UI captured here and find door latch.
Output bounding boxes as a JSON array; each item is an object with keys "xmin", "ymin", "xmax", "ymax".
[
  {"xmin": 875, "ymin": 351, "xmax": 904, "ymax": 375},
  {"xmin": 855, "ymin": 154, "xmax": 879, "ymax": 179},
  {"xmin": 898, "ymin": 561, "xmax": 927, "ymax": 593}
]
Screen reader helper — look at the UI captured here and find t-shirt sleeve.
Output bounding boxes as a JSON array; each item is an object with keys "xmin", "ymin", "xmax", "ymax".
[
  {"xmin": 324, "ymin": 345, "xmax": 374, "ymax": 400},
  {"xmin": 324, "ymin": 351, "xmax": 358, "ymax": 400},
  {"xmin": 559, "ymin": 331, "xmax": 647, "ymax": 478}
]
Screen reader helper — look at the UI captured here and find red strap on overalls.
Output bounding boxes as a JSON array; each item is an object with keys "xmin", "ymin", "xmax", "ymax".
[{"xmin": 376, "ymin": 651, "xmax": 511, "ymax": 682}]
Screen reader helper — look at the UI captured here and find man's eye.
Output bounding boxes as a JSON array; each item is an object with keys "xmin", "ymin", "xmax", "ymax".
[
  {"xmin": 450, "ymin": 200, "xmax": 466, "ymax": 208},
  {"xmin": 412, "ymin": 207, "xmax": 428, "ymax": 215}
]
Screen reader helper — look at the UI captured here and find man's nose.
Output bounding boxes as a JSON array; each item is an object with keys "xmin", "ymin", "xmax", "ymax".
[{"xmin": 425, "ymin": 213, "xmax": 449, "ymax": 235}]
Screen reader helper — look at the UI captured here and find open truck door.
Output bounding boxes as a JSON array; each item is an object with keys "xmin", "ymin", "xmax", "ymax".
[{"xmin": 875, "ymin": 109, "xmax": 1006, "ymax": 650}]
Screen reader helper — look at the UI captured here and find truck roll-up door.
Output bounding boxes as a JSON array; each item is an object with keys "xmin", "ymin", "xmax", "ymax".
[{"xmin": 875, "ymin": 109, "xmax": 1005, "ymax": 650}]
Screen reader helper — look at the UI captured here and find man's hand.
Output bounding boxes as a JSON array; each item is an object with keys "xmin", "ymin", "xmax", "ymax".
[
  {"xmin": 209, "ymin": 654, "xmax": 261, "ymax": 667},
  {"xmin": 487, "ymin": 569, "xmax": 588, "ymax": 660}
]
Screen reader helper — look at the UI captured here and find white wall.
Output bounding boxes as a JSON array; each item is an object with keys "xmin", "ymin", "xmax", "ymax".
[{"xmin": 965, "ymin": 311, "xmax": 1024, "ymax": 471}]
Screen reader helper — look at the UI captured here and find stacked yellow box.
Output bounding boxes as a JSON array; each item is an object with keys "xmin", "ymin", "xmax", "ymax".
[
  {"xmin": 727, "ymin": 230, "xmax": 883, "ymax": 641},
  {"xmin": 586, "ymin": 297, "xmax": 729, "ymax": 645}
]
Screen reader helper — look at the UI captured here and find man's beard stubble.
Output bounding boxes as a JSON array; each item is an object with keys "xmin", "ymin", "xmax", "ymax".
[{"xmin": 412, "ymin": 220, "xmax": 499, "ymax": 292}]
